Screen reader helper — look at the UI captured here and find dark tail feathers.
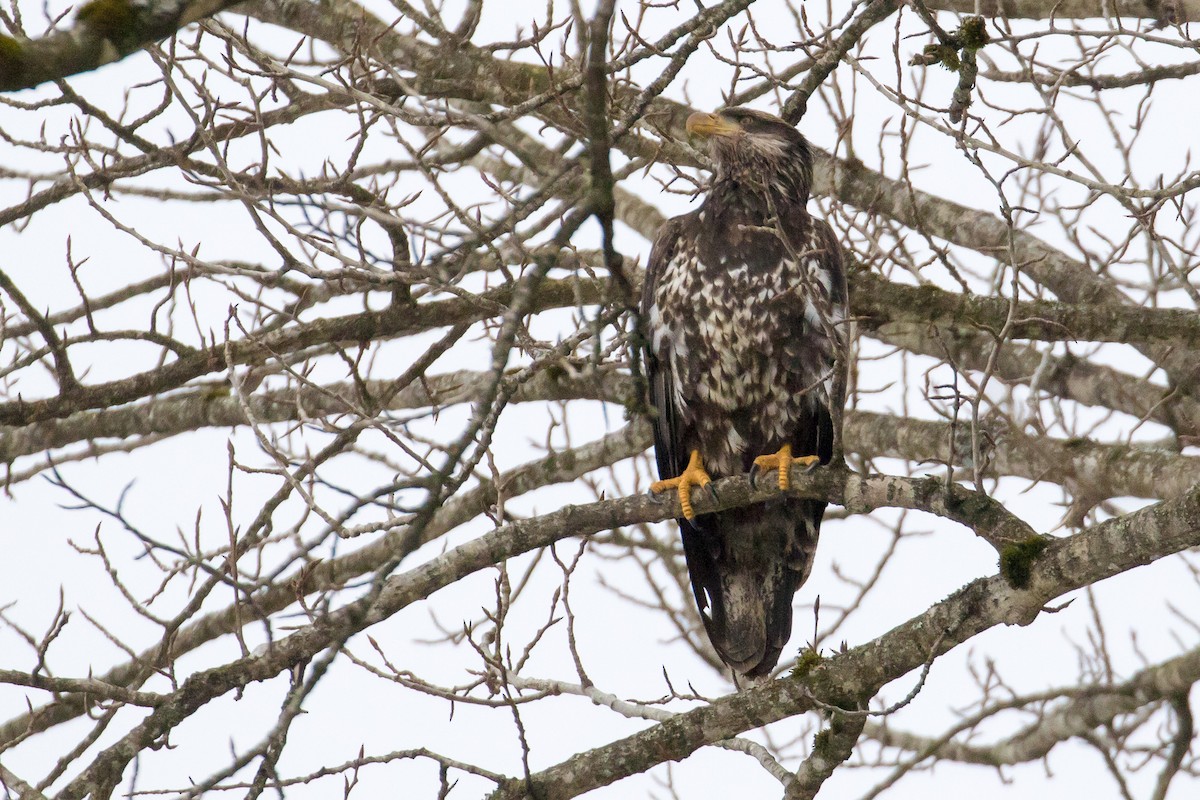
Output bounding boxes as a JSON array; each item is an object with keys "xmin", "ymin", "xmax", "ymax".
[{"xmin": 681, "ymin": 497, "xmax": 823, "ymax": 677}]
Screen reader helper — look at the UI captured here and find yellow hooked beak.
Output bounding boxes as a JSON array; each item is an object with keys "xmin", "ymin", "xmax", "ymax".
[{"xmin": 685, "ymin": 111, "xmax": 741, "ymax": 139}]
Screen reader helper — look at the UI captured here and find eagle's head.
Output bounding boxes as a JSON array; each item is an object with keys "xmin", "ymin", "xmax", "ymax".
[{"xmin": 686, "ymin": 107, "xmax": 813, "ymax": 204}]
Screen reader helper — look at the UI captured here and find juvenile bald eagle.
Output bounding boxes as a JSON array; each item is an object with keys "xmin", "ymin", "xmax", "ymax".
[{"xmin": 642, "ymin": 108, "xmax": 847, "ymax": 678}]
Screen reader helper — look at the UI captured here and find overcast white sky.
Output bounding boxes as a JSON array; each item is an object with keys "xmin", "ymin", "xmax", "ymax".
[{"xmin": 1, "ymin": 0, "xmax": 1198, "ymax": 797}]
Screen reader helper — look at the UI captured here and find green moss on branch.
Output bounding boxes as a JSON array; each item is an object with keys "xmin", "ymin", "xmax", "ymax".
[
  {"xmin": 1000, "ymin": 536, "xmax": 1050, "ymax": 588},
  {"xmin": 77, "ymin": 0, "xmax": 141, "ymax": 46}
]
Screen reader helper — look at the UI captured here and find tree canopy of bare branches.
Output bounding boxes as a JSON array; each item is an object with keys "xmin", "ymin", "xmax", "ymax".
[{"xmin": 1, "ymin": 0, "xmax": 1199, "ymax": 797}]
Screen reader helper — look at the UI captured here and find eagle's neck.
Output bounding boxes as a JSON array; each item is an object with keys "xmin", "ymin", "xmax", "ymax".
[
  {"xmin": 692, "ymin": 161, "xmax": 813, "ymax": 271},
  {"xmin": 702, "ymin": 158, "xmax": 811, "ymax": 230}
]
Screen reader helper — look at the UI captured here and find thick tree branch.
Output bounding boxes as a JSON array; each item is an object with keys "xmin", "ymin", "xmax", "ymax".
[
  {"xmin": 855, "ymin": 272, "xmax": 1200, "ymax": 349},
  {"xmin": 785, "ymin": 711, "xmax": 867, "ymax": 798},
  {"xmin": 920, "ymin": 0, "xmax": 1200, "ymax": 21},
  {"xmin": 0, "ymin": 0, "xmax": 243, "ymax": 92},
  {"xmin": 981, "ymin": 60, "xmax": 1200, "ymax": 90},
  {"xmin": 845, "ymin": 411, "xmax": 1200, "ymax": 502}
]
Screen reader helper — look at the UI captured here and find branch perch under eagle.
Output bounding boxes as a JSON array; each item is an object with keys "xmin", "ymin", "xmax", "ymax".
[{"xmin": 642, "ymin": 108, "xmax": 848, "ymax": 678}]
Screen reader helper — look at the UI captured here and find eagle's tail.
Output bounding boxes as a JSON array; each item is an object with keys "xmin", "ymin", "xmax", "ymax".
[{"xmin": 681, "ymin": 497, "xmax": 824, "ymax": 678}]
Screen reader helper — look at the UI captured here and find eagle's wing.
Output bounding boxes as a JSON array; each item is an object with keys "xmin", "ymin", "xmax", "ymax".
[
  {"xmin": 641, "ymin": 214, "xmax": 692, "ymax": 484},
  {"xmin": 642, "ymin": 215, "xmax": 726, "ymax": 629},
  {"xmin": 814, "ymin": 217, "xmax": 849, "ymax": 463},
  {"xmin": 778, "ymin": 216, "xmax": 846, "ymax": 468}
]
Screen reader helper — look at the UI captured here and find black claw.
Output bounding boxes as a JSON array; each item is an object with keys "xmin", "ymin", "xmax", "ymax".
[
  {"xmin": 748, "ymin": 463, "xmax": 761, "ymax": 489},
  {"xmin": 706, "ymin": 483, "xmax": 720, "ymax": 503}
]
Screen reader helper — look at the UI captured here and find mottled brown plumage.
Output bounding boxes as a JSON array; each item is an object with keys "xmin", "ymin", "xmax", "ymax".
[{"xmin": 642, "ymin": 108, "xmax": 847, "ymax": 677}]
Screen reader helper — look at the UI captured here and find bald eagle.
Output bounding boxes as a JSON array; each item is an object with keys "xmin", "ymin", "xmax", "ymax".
[{"xmin": 642, "ymin": 108, "xmax": 847, "ymax": 678}]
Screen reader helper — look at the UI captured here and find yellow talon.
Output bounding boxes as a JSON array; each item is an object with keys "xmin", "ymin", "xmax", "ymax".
[
  {"xmin": 753, "ymin": 443, "xmax": 819, "ymax": 491},
  {"xmin": 650, "ymin": 449, "xmax": 713, "ymax": 520}
]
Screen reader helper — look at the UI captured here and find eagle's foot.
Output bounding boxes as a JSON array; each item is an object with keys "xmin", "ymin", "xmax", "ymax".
[
  {"xmin": 650, "ymin": 449, "xmax": 713, "ymax": 520},
  {"xmin": 752, "ymin": 444, "xmax": 819, "ymax": 491}
]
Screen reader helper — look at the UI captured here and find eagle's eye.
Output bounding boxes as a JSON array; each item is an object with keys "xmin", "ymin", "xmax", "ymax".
[{"xmin": 730, "ymin": 113, "xmax": 774, "ymax": 136}]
